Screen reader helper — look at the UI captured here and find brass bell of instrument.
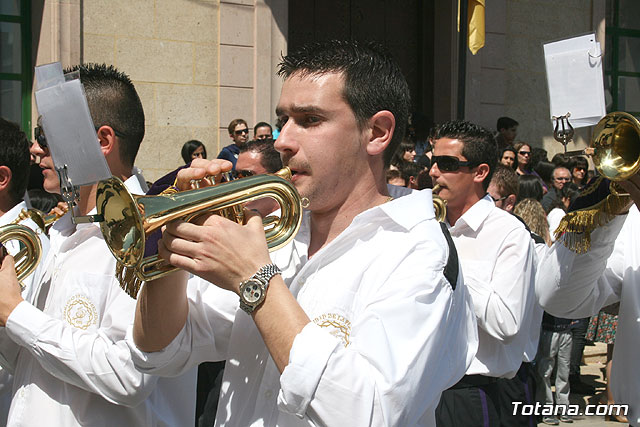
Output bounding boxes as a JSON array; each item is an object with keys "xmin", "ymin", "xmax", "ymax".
[
  {"xmin": 96, "ymin": 167, "xmax": 303, "ymax": 297},
  {"xmin": 591, "ymin": 112, "xmax": 640, "ymax": 183},
  {"xmin": 0, "ymin": 220, "xmax": 43, "ymax": 284},
  {"xmin": 432, "ymin": 184, "xmax": 447, "ymax": 222}
]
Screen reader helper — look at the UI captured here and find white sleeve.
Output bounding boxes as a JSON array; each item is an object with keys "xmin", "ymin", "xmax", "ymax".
[
  {"xmin": 128, "ymin": 276, "xmax": 239, "ymax": 377},
  {"xmin": 536, "ymin": 214, "xmax": 625, "ymax": 318},
  {"xmin": 277, "ymin": 238, "xmax": 477, "ymax": 426},
  {"xmin": 464, "ymin": 227, "xmax": 535, "ymax": 341},
  {"xmin": 5, "ymin": 291, "xmax": 158, "ymax": 407}
]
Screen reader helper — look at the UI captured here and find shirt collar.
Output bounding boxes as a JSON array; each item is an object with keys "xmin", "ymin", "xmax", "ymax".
[
  {"xmin": 362, "ymin": 188, "xmax": 435, "ymax": 231},
  {"xmin": 0, "ymin": 201, "xmax": 28, "ymax": 226},
  {"xmin": 450, "ymin": 193, "xmax": 494, "ymax": 232}
]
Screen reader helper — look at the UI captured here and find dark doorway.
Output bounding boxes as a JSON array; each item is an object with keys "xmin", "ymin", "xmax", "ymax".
[{"xmin": 288, "ymin": 0, "xmax": 436, "ymax": 121}]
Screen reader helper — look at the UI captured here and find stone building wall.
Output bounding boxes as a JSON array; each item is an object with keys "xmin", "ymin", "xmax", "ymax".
[
  {"xmin": 465, "ymin": 0, "xmax": 606, "ymax": 159},
  {"xmin": 33, "ymin": 0, "xmax": 287, "ymax": 182}
]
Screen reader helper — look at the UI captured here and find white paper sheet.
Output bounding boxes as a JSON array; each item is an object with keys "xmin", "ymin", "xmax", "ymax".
[
  {"xmin": 543, "ymin": 33, "xmax": 606, "ymax": 128},
  {"xmin": 34, "ymin": 63, "xmax": 111, "ymax": 188}
]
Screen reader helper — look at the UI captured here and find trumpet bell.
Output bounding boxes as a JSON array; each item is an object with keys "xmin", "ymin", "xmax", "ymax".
[
  {"xmin": 0, "ymin": 223, "xmax": 43, "ymax": 283},
  {"xmin": 592, "ymin": 112, "xmax": 640, "ymax": 181}
]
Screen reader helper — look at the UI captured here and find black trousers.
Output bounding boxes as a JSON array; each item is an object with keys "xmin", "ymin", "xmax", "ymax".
[
  {"xmin": 436, "ymin": 375, "xmax": 501, "ymax": 427},
  {"xmin": 496, "ymin": 362, "xmax": 537, "ymax": 427}
]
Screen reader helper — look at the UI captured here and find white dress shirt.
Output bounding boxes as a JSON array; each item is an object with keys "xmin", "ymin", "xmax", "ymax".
[
  {"xmin": 130, "ymin": 189, "xmax": 478, "ymax": 426},
  {"xmin": 0, "ymin": 201, "xmax": 51, "ymax": 425},
  {"xmin": 447, "ymin": 194, "xmax": 536, "ymax": 378},
  {"xmin": 0, "ymin": 177, "xmax": 196, "ymax": 427},
  {"xmin": 537, "ymin": 205, "xmax": 640, "ymax": 425},
  {"xmin": 547, "ymin": 208, "xmax": 565, "ymax": 243}
]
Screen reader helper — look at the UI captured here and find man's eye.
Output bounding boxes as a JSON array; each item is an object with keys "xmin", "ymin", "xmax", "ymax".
[{"xmin": 304, "ymin": 116, "xmax": 320, "ymax": 125}]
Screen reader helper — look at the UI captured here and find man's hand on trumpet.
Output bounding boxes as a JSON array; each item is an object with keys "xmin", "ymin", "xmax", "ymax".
[{"xmin": 158, "ymin": 158, "xmax": 272, "ymax": 295}]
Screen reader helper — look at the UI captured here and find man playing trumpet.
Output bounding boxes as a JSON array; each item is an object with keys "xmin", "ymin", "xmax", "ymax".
[{"xmin": 129, "ymin": 40, "xmax": 478, "ymax": 426}]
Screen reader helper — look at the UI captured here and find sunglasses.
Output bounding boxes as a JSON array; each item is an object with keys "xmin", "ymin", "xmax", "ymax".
[
  {"xmin": 574, "ymin": 167, "xmax": 586, "ymax": 172},
  {"xmin": 554, "ymin": 177, "xmax": 570, "ymax": 181},
  {"xmin": 431, "ymin": 155, "xmax": 476, "ymax": 172},
  {"xmin": 518, "ymin": 151, "xmax": 531, "ymax": 156},
  {"xmin": 234, "ymin": 128, "xmax": 249, "ymax": 135},
  {"xmin": 232, "ymin": 169, "xmax": 255, "ymax": 179},
  {"xmin": 491, "ymin": 194, "xmax": 508, "ymax": 202},
  {"xmin": 34, "ymin": 126, "xmax": 48, "ymax": 149}
]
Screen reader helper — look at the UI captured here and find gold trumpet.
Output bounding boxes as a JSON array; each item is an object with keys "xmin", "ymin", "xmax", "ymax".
[
  {"xmin": 96, "ymin": 167, "xmax": 303, "ymax": 297},
  {"xmin": 0, "ymin": 210, "xmax": 44, "ymax": 284},
  {"xmin": 591, "ymin": 112, "xmax": 640, "ymax": 187},
  {"xmin": 432, "ymin": 184, "xmax": 447, "ymax": 222}
]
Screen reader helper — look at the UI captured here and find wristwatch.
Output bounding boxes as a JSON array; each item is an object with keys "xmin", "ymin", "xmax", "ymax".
[{"xmin": 238, "ymin": 264, "xmax": 281, "ymax": 314}]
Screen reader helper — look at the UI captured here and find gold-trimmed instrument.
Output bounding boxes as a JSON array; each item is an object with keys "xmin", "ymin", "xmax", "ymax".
[
  {"xmin": 555, "ymin": 112, "xmax": 640, "ymax": 253},
  {"xmin": 96, "ymin": 167, "xmax": 303, "ymax": 297},
  {"xmin": 0, "ymin": 210, "xmax": 44, "ymax": 284},
  {"xmin": 432, "ymin": 184, "xmax": 447, "ymax": 222}
]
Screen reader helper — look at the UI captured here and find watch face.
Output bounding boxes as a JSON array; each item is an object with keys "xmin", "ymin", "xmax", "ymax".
[{"xmin": 241, "ymin": 279, "xmax": 263, "ymax": 304}]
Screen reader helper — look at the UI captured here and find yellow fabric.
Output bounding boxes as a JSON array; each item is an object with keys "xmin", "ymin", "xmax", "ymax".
[
  {"xmin": 468, "ymin": 0, "xmax": 485, "ymax": 55},
  {"xmin": 459, "ymin": 0, "xmax": 486, "ymax": 55}
]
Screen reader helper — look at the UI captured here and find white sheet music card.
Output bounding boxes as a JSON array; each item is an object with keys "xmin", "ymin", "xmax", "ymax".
[
  {"xmin": 34, "ymin": 63, "xmax": 111, "ymax": 187},
  {"xmin": 543, "ymin": 33, "xmax": 606, "ymax": 128}
]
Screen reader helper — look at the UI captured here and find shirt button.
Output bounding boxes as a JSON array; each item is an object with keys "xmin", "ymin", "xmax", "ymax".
[{"xmin": 264, "ymin": 390, "xmax": 273, "ymax": 399}]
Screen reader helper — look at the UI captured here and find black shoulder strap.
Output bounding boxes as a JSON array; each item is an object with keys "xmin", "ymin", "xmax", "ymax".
[{"xmin": 439, "ymin": 222, "xmax": 459, "ymax": 290}]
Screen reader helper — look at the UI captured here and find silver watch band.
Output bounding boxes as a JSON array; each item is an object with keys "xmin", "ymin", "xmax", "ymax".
[{"xmin": 255, "ymin": 263, "xmax": 281, "ymax": 285}]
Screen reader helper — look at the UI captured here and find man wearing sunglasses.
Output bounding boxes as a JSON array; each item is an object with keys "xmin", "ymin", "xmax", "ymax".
[
  {"xmin": 218, "ymin": 118, "xmax": 250, "ymax": 170},
  {"xmin": 430, "ymin": 121, "xmax": 536, "ymax": 426},
  {"xmin": 0, "ymin": 64, "xmax": 196, "ymax": 426}
]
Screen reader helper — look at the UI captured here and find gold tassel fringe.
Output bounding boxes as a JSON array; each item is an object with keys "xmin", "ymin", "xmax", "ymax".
[
  {"xmin": 554, "ymin": 191, "xmax": 630, "ymax": 254},
  {"xmin": 115, "ymin": 262, "xmax": 144, "ymax": 299}
]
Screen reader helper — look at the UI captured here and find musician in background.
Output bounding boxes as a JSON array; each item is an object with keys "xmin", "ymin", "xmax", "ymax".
[
  {"xmin": 129, "ymin": 40, "xmax": 477, "ymax": 426},
  {"xmin": 429, "ymin": 121, "xmax": 536, "ymax": 426},
  {"xmin": 0, "ymin": 118, "xmax": 51, "ymax": 425},
  {"xmin": 537, "ymin": 173, "xmax": 640, "ymax": 424},
  {"xmin": 237, "ymin": 138, "xmax": 283, "ymax": 217},
  {"xmin": 0, "ymin": 64, "xmax": 195, "ymax": 426}
]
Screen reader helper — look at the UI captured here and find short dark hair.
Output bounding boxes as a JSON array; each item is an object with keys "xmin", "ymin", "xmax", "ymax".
[
  {"xmin": 399, "ymin": 161, "xmax": 422, "ymax": 184},
  {"xmin": 497, "ymin": 116, "xmax": 518, "ymax": 131},
  {"xmin": 278, "ymin": 40, "xmax": 411, "ymax": 168},
  {"xmin": 491, "ymin": 164, "xmax": 519, "ymax": 198},
  {"xmin": 254, "ymin": 122, "xmax": 273, "ymax": 134},
  {"xmin": 228, "ymin": 118, "xmax": 248, "ymax": 135},
  {"xmin": 181, "ymin": 140, "xmax": 206, "ymax": 164},
  {"xmin": 64, "ymin": 63, "xmax": 145, "ymax": 169},
  {"xmin": 551, "ymin": 153, "xmax": 570, "ymax": 168},
  {"xmin": 434, "ymin": 120, "xmax": 498, "ymax": 191},
  {"xmin": 239, "ymin": 138, "xmax": 282, "ymax": 173},
  {"xmin": 516, "ymin": 174, "xmax": 543, "ymax": 203},
  {"xmin": 0, "ymin": 118, "xmax": 31, "ymax": 204}
]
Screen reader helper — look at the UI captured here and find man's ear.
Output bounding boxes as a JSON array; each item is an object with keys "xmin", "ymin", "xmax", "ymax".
[
  {"xmin": 96, "ymin": 125, "xmax": 118, "ymax": 157},
  {"xmin": 473, "ymin": 163, "xmax": 490, "ymax": 185},
  {"xmin": 366, "ymin": 110, "xmax": 395, "ymax": 156},
  {"xmin": 0, "ymin": 166, "xmax": 11, "ymax": 193},
  {"xmin": 504, "ymin": 194, "xmax": 517, "ymax": 213}
]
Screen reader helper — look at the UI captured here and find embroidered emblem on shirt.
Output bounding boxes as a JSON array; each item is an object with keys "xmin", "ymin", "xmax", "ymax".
[
  {"xmin": 63, "ymin": 295, "xmax": 98, "ymax": 330},
  {"xmin": 313, "ymin": 313, "xmax": 352, "ymax": 347}
]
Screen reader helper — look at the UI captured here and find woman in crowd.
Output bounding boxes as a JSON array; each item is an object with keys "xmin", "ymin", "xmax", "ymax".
[
  {"xmin": 181, "ymin": 140, "xmax": 207, "ymax": 164},
  {"xmin": 513, "ymin": 142, "xmax": 533, "ymax": 176},
  {"xmin": 569, "ymin": 156, "xmax": 589, "ymax": 190},
  {"xmin": 390, "ymin": 139, "xmax": 417, "ymax": 170}
]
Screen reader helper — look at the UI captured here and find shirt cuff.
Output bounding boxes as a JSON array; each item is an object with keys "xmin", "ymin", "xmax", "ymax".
[
  {"xmin": 125, "ymin": 320, "xmax": 189, "ymax": 375},
  {"xmin": 277, "ymin": 322, "xmax": 341, "ymax": 417},
  {"xmin": 5, "ymin": 301, "xmax": 49, "ymax": 348}
]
